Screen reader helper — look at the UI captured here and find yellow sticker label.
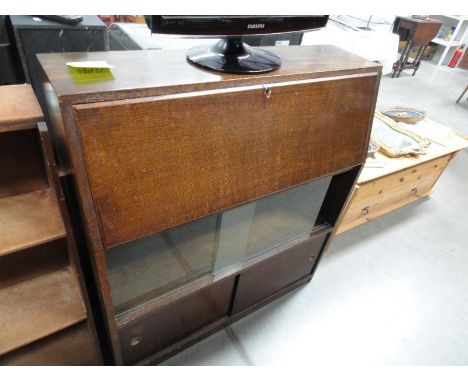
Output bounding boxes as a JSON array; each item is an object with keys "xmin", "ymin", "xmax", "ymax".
[{"xmin": 66, "ymin": 61, "xmax": 114, "ymax": 83}]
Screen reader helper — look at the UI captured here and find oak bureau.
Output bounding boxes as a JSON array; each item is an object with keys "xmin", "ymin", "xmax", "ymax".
[{"xmin": 38, "ymin": 45, "xmax": 381, "ymax": 365}]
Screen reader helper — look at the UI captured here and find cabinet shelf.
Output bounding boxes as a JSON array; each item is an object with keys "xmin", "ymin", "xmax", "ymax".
[
  {"xmin": 0, "ymin": 189, "xmax": 66, "ymax": 257},
  {"xmin": 0, "ymin": 85, "xmax": 43, "ymax": 130},
  {"xmin": 440, "ymin": 15, "xmax": 468, "ymax": 22},
  {"xmin": 428, "ymin": 15, "xmax": 468, "ymax": 66},
  {"xmin": 431, "ymin": 37, "xmax": 462, "ymax": 47},
  {"xmin": 0, "ymin": 268, "xmax": 86, "ymax": 356}
]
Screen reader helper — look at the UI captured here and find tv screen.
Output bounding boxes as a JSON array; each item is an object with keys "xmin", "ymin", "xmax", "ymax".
[
  {"xmin": 147, "ymin": 15, "xmax": 329, "ymax": 74},
  {"xmin": 149, "ymin": 16, "xmax": 328, "ymax": 36}
]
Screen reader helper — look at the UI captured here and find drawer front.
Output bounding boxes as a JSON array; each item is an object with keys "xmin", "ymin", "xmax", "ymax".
[
  {"xmin": 0, "ymin": 323, "xmax": 101, "ymax": 366},
  {"xmin": 341, "ymin": 166, "xmax": 446, "ymax": 230},
  {"xmin": 232, "ymin": 231, "xmax": 329, "ymax": 314},
  {"xmin": 354, "ymin": 155, "xmax": 451, "ymax": 204},
  {"xmin": 73, "ymin": 74, "xmax": 378, "ymax": 247},
  {"xmin": 118, "ymin": 276, "xmax": 235, "ymax": 365}
]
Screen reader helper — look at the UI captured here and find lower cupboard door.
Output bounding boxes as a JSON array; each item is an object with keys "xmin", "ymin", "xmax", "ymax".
[
  {"xmin": 232, "ymin": 231, "xmax": 329, "ymax": 314},
  {"xmin": 118, "ymin": 276, "xmax": 235, "ymax": 365}
]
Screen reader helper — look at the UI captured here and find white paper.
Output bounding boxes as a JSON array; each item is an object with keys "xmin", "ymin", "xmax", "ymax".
[{"xmin": 66, "ymin": 61, "xmax": 115, "ymax": 69}]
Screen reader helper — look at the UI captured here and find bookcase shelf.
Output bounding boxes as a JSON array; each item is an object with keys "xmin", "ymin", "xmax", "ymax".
[
  {"xmin": 429, "ymin": 15, "xmax": 468, "ymax": 66},
  {"xmin": 0, "ymin": 85, "xmax": 43, "ymax": 129},
  {"xmin": 0, "ymin": 189, "xmax": 66, "ymax": 257},
  {"xmin": 0, "ymin": 268, "xmax": 86, "ymax": 356},
  {"xmin": 0, "ymin": 85, "xmax": 101, "ymax": 365}
]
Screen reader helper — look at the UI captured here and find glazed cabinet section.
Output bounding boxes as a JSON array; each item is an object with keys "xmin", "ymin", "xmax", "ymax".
[
  {"xmin": 116, "ymin": 228, "xmax": 330, "ymax": 365},
  {"xmin": 104, "ymin": 168, "xmax": 350, "ymax": 364},
  {"xmin": 106, "ymin": 175, "xmax": 332, "ymax": 314}
]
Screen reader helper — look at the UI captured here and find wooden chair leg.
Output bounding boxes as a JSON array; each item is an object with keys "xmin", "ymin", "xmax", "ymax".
[{"xmin": 457, "ymin": 85, "xmax": 468, "ymax": 104}]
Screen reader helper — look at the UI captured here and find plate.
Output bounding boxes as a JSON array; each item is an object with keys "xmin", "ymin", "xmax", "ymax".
[{"xmin": 380, "ymin": 107, "xmax": 427, "ymax": 123}]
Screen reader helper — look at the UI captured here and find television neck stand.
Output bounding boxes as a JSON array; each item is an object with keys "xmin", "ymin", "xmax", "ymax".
[{"xmin": 186, "ymin": 36, "xmax": 281, "ymax": 74}]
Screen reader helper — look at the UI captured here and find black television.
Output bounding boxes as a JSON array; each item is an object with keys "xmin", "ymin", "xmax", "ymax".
[{"xmin": 147, "ymin": 16, "xmax": 329, "ymax": 74}]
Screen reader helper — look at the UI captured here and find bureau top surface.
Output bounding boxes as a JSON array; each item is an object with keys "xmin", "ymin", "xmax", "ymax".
[{"xmin": 38, "ymin": 45, "xmax": 381, "ymax": 103}]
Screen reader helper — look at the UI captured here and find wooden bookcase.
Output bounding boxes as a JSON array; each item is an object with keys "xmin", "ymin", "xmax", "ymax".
[
  {"xmin": 38, "ymin": 45, "xmax": 381, "ymax": 365},
  {"xmin": 0, "ymin": 85, "xmax": 102, "ymax": 365}
]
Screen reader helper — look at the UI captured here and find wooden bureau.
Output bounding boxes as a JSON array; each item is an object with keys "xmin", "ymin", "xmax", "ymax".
[{"xmin": 38, "ymin": 45, "xmax": 381, "ymax": 365}]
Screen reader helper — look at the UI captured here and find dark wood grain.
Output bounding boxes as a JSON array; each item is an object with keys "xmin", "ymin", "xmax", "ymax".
[
  {"xmin": 38, "ymin": 45, "xmax": 381, "ymax": 103},
  {"xmin": 56, "ymin": 101, "xmax": 124, "ymax": 363},
  {"xmin": 232, "ymin": 231, "xmax": 328, "ymax": 314},
  {"xmin": 139, "ymin": 275, "xmax": 312, "ymax": 365},
  {"xmin": 74, "ymin": 74, "xmax": 378, "ymax": 248},
  {"xmin": 36, "ymin": 122, "xmax": 104, "ymax": 365},
  {"xmin": 118, "ymin": 276, "xmax": 234, "ymax": 365}
]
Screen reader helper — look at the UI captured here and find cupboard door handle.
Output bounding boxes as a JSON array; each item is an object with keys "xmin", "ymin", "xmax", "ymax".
[
  {"xmin": 361, "ymin": 207, "xmax": 370, "ymax": 216},
  {"xmin": 410, "ymin": 187, "xmax": 418, "ymax": 196},
  {"xmin": 130, "ymin": 336, "xmax": 141, "ymax": 346}
]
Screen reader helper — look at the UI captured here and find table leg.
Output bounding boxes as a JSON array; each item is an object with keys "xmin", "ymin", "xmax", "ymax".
[
  {"xmin": 393, "ymin": 41, "xmax": 411, "ymax": 78},
  {"xmin": 412, "ymin": 45, "xmax": 426, "ymax": 76},
  {"xmin": 398, "ymin": 43, "xmax": 411, "ymax": 78}
]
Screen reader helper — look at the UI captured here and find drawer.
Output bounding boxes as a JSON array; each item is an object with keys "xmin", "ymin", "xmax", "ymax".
[
  {"xmin": 118, "ymin": 276, "xmax": 235, "ymax": 365},
  {"xmin": 0, "ymin": 323, "xmax": 101, "ymax": 366},
  {"xmin": 340, "ymin": 162, "xmax": 447, "ymax": 231},
  {"xmin": 232, "ymin": 231, "xmax": 329, "ymax": 314},
  {"xmin": 353, "ymin": 155, "xmax": 451, "ymax": 204},
  {"xmin": 73, "ymin": 74, "xmax": 378, "ymax": 247}
]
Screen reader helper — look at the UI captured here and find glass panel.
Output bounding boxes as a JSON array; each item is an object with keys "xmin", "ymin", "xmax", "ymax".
[
  {"xmin": 214, "ymin": 175, "xmax": 332, "ymax": 273},
  {"xmin": 107, "ymin": 175, "xmax": 331, "ymax": 313},
  {"xmin": 107, "ymin": 215, "xmax": 218, "ymax": 313}
]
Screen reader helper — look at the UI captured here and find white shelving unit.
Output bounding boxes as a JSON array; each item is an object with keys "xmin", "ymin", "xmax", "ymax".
[{"xmin": 429, "ymin": 15, "xmax": 468, "ymax": 66}]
